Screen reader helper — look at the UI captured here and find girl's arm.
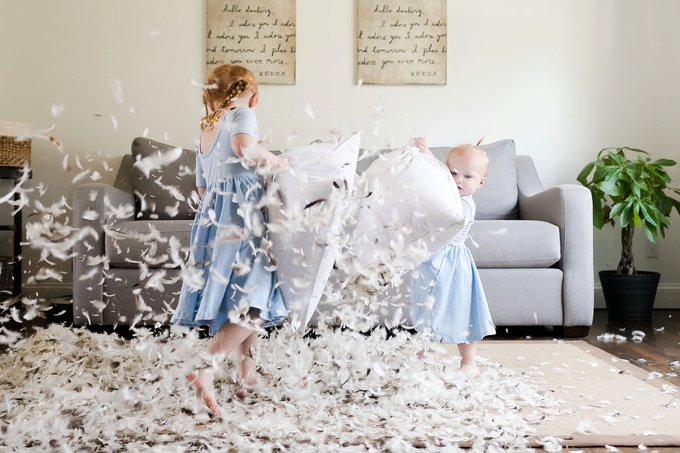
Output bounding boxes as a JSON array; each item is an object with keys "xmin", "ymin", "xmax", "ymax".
[
  {"xmin": 197, "ymin": 186, "xmax": 206, "ymax": 199},
  {"xmin": 231, "ymin": 133, "xmax": 289, "ymax": 170}
]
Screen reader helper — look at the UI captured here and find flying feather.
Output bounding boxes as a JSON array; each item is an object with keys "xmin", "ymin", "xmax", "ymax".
[{"xmin": 133, "ymin": 146, "xmax": 183, "ymax": 178}]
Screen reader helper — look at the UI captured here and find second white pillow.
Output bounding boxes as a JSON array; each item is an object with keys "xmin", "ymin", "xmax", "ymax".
[
  {"xmin": 268, "ymin": 133, "xmax": 361, "ymax": 329},
  {"xmin": 350, "ymin": 145, "xmax": 468, "ymax": 286}
]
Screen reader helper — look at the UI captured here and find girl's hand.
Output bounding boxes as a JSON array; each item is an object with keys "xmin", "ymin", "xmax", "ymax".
[
  {"xmin": 414, "ymin": 137, "xmax": 433, "ymax": 156},
  {"xmin": 277, "ymin": 156, "xmax": 290, "ymax": 171}
]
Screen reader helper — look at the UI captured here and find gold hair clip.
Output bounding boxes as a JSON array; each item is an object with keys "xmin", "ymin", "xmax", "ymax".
[{"xmin": 200, "ymin": 111, "xmax": 221, "ymax": 131}]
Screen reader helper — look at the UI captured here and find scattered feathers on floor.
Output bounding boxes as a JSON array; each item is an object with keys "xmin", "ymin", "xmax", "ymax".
[{"xmin": 0, "ymin": 322, "xmax": 561, "ymax": 452}]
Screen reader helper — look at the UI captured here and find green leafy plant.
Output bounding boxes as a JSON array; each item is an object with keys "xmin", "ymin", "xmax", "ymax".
[{"xmin": 577, "ymin": 147, "xmax": 680, "ymax": 275}]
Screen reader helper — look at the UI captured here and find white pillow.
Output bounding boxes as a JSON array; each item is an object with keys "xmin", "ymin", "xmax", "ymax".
[
  {"xmin": 268, "ymin": 133, "xmax": 360, "ymax": 329},
  {"xmin": 350, "ymin": 145, "xmax": 467, "ymax": 286}
]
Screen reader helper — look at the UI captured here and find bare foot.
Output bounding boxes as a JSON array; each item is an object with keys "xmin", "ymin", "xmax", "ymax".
[
  {"xmin": 186, "ymin": 370, "xmax": 221, "ymax": 415},
  {"xmin": 234, "ymin": 382, "xmax": 255, "ymax": 399},
  {"xmin": 459, "ymin": 363, "xmax": 481, "ymax": 379},
  {"xmin": 235, "ymin": 355, "xmax": 257, "ymax": 399}
]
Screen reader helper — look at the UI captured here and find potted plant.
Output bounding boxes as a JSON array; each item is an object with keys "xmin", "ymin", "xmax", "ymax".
[{"xmin": 577, "ymin": 147, "xmax": 680, "ymax": 321}]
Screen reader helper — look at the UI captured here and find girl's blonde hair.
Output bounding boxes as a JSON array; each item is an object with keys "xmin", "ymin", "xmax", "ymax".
[
  {"xmin": 448, "ymin": 143, "xmax": 490, "ymax": 176},
  {"xmin": 200, "ymin": 64, "xmax": 259, "ymax": 130}
]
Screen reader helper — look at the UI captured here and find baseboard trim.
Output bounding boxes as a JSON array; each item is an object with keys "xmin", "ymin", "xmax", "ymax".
[{"xmin": 595, "ymin": 283, "xmax": 680, "ymax": 309}]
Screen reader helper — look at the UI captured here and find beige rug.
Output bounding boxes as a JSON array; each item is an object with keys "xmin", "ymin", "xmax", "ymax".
[
  {"xmin": 469, "ymin": 340, "xmax": 680, "ymax": 448},
  {"xmin": 2, "ymin": 325, "xmax": 679, "ymax": 451}
]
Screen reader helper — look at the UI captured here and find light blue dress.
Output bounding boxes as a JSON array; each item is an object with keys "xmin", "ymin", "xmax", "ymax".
[
  {"xmin": 171, "ymin": 106, "xmax": 286, "ymax": 335},
  {"xmin": 409, "ymin": 196, "xmax": 496, "ymax": 344}
]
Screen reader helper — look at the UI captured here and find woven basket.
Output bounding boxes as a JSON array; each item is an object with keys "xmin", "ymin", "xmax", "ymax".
[{"xmin": 0, "ymin": 121, "xmax": 31, "ymax": 167}]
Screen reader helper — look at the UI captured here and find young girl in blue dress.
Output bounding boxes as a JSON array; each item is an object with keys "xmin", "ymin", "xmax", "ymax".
[
  {"xmin": 409, "ymin": 137, "xmax": 496, "ymax": 379},
  {"xmin": 171, "ymin": 64, "xmax": 289, "ymax": 414}
]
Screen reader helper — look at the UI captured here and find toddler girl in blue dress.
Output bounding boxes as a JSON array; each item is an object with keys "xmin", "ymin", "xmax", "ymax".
[
  {"xmin": 409, "ymin": 137, "xmax": 496, "ymax": 379},
  {"xmin": 171, "ymin": 64, "xmax": 289, "ymax": 414}
]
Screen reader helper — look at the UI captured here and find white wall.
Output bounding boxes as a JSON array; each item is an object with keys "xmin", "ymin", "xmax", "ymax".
[{"xmin": 2, "ymin": 0, "xmax": 680, "ymax": 303}]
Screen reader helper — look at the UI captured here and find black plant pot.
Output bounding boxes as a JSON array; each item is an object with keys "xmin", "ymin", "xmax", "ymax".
[{"xmin": 599, "ymin": 270, "xmax": 660, "ymax": 322}]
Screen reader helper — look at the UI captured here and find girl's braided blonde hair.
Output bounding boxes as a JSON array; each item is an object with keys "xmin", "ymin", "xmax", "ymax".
[{"xmin": 200, "ymin": 64, "xmax": 259, "ymax": 131}]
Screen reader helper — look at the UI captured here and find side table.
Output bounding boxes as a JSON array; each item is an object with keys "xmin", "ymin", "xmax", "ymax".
[{"xmin": 0, "ymin": 166, "xmax": 29, "ymax": 299}]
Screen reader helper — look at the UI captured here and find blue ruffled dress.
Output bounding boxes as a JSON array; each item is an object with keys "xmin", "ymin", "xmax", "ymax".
[
  {"xmin": 409, "ymin": 196, "xmax": 496, "ymax": 343},
  {"xmin": 171, "ymin": 106, "xmax": 286, "ymax": 335}
]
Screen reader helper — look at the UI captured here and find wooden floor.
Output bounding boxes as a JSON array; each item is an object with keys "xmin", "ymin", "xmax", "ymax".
[
  {"xmin": 490, "ymin": 309, "xmax": 680, "ymax": 453},
  {"xmin": 490, "ymin": 309, "xmax": 680, "ymax": 386},
  {"xmin": 2, "ymin": 309, "xmax": 679, "ymax": 452}
]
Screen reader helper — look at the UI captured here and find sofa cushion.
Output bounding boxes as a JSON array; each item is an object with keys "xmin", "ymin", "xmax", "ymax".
[
  {"xmin": 103, "ymin": 268, "xmax": 182, "ymax": 326},
  {"xmin": 105, "ymin": 220, "xmax": 193, "ymax": 268},
  {"xmin": 431, "ymin": 139, "xmax": 519, "ymax": 220},
  {"xmin": 477, "ymin": 139, "xmax": 519, "ymax": 220},
  {"xmin": 131, "ymin": 137, "xmax": 197, "ymax": 221},
  {"xmin": 468, "ymin": 220, "xmax": 560, "ymax": 268}
]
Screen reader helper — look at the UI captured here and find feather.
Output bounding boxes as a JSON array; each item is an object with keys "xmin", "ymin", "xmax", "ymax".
[
  {"xmin": 109, "ymin": 79, "xmax": 124, "ymax": 104},
  {"xmin": 51, "ymin": 103, "xmax": 64, "ymax": 117},
  {"xmin": 71, "ymin": 169, "xmax": 91, "ymax": 184},
  {"xmin": 133, "ymin": 146, "xmax": 183, "ymax": 178}
]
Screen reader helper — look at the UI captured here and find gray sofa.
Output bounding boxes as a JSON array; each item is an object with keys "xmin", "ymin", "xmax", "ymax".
[{"xmin": 72, "ymin": 137, "xmax": 593, "ymax": 336}]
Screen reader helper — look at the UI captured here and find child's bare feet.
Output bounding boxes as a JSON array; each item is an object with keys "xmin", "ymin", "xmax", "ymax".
[
  {"xmin": 235, "ymin": 354, "xmax": 257, "ymax": 399},
  {"xmin": 457, "ymin": 344, "xmax": 479, "ymax": 379},
  {"xmin": 234, "ymin": 381, "xmax": 255, "ymax": 399},
  {"xmin": 186, "ymin": 370, "xmax": 221, "ymax": 415},
  {"xmin": 459, "ymin": 363, "xmax": 481, "ymax": 379}
]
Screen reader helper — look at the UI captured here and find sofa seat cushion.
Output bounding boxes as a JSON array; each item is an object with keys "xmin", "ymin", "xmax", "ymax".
[
  {"xmin": 468, "ymin": 220, "xmax": 560, "ymax": 268},
  {"xmin": 103, "ymin": 268, "xmax": 182, "ymax": 325},
  {"xmin": 105, "ymin": 220, "xmax": 193, "ymax": 268}
]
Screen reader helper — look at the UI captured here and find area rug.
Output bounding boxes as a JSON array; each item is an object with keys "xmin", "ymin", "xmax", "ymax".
[
  {"xmin": 0, "ymin": 325, "xmax": 678, "ymax": 452},
  {"xmin": 473, "ymin": 341, "xmax": 680, "ymax": 449}
]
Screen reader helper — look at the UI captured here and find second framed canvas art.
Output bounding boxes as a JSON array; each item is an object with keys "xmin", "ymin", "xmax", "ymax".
[{"xmin": 357, "ymin": 0, "xmax": 447, "ymax": 85}]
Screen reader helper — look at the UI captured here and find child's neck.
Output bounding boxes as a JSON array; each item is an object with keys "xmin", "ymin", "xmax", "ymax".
[
  {"xmin": 223, "ymin": 101, "xmax": 243, "ymax": 110},
  {"xmin": 224, "ymin": 91, "xmax": 253, "ymax": 111}
]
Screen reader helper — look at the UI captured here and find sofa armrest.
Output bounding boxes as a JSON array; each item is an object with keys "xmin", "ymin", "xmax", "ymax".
[
  {"xmin": 517, "ymin": 156, "xmax": 594, "ymax": 327},
  {"xmin": 72, "ymin": 183, "xmax": 135, "ymax": 325}
]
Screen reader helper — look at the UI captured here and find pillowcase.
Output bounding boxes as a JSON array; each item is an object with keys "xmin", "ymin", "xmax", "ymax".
[
  {"xmin": 268, "ymin": 133, "xmax": 360, "ymax": 329},
  {"xmin": 350, "ymin": 144, "xmax": 467, "ymax": 287},
  {"xmin": 131, "ymin": 137, "xmax": 196, "ymax": 221}
]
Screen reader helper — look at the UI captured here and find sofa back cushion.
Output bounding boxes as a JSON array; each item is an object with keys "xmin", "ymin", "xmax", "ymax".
[
  {"xmin": 432, "ymin": 139, "xmax": 519, "ymax": 220},
  {"xmin": 131, "ymin": 137, "xmax": 197, "ymax": 220},
  {"xmin": 477, "ymin": 139, "xmax": 519, "ymax": 220}
]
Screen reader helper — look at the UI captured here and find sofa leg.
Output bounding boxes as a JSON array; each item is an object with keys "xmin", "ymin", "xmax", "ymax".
[{"xmin": 553, "ymin": 326, "xmax": 590, "ymax": 338}]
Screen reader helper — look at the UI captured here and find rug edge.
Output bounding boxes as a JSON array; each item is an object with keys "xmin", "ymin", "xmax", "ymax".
[
  {"xmin": 528, "ymin": 434, "xmax": 680, "ymax": 448},
  {"xmin": 570, "ymin": 340, "xmax": 680, "ymax": 393}
]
